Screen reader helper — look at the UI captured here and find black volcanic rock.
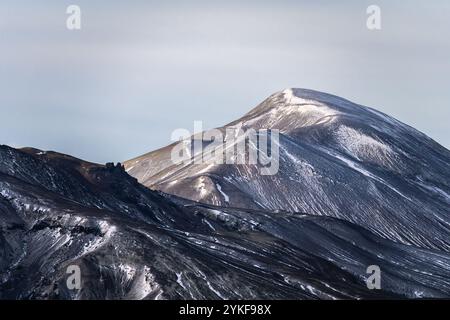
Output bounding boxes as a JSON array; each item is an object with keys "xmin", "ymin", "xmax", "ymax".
[{"xmin": 1, "ymin": 145, "xmax": 450, "ymax": 299}]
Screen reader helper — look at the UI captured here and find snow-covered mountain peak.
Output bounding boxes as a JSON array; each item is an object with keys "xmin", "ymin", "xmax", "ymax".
[
  {"xmin": 229, "ymin": 88, "xmax": 368, "ymax": 133},
  {"xmin": 282, "ymin": 88, "xmax": 357, "ymax": 107},
  {"xmin": 125, "ymin": 89, "xmax": 450, "ymax": 253}
]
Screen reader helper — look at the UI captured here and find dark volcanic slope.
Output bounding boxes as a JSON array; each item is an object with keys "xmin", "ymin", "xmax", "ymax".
[
  {"xmin": 2, "ymin": 145, "xmax": 450, "ymax": 299},
  {"xmin": 125, "ymin": 89, "xmax": 450, "ymax": 252}
]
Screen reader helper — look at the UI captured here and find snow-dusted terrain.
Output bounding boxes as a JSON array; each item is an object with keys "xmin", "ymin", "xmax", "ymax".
[
  {"xmin": 125, "ymin": 89, "xmax": 450, "ymax": 252},
  {"xmin": 1, "ymin": 88, "xmax": 450, "ymax": 299}
]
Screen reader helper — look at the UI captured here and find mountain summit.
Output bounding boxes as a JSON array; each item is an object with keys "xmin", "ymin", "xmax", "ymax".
[{"xmin": 125, "ymin": 89, "xmax": 450, "ymax": 251}]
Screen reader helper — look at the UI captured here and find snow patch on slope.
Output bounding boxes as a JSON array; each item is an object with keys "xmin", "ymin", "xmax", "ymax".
[
  {"xmin": 334, "ymin": 126, "xmax": 393, "ymax": 158},
  {"xmin": 216, "ymin": 183, "xmax": 230, "ymax": 203}
]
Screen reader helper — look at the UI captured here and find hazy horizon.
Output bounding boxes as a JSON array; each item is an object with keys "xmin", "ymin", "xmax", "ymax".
[{"xmin": 1, "ymin": 0, "xmax": 449, "ymax": 163}]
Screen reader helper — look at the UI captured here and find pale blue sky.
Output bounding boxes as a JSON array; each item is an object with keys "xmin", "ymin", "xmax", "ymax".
[{"xmin": 1, "ymin": 1, "xmax": 449, "ymax": 163}]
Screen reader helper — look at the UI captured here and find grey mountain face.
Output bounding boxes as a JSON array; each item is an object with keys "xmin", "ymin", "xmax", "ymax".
[
  {"xmin": 125, "ymin": 89, "xmax": 450, "ymax": 252},
  {"xmin": 1, "ymin": 88, "xmax": 450, "ymax": 299}
]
